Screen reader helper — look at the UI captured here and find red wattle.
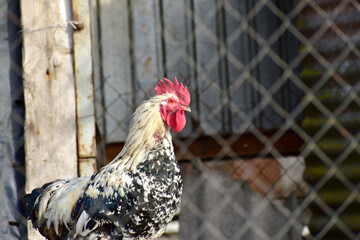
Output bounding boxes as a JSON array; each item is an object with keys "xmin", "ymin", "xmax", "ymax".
[{"xmin": 167, "ymin": 110, "xmax": 186, "ymax": 132}]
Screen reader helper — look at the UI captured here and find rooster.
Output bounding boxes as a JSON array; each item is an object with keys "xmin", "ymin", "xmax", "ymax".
[{"xmin": 23, "ymin": 77, "xmax": 191, "ymax": 240}]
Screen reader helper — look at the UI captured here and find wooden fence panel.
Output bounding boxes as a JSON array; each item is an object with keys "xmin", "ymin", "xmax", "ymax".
[
  {"xmin": 93, "ymin": 0, "xmax": 302, "ymax": 140},
  {"xmin": 98, "ymin": 0, "xmax": 133, "ymax": 142},
  {"xmin": 21, "ymin": 0, "xmax": 77, "ymax": 238}
]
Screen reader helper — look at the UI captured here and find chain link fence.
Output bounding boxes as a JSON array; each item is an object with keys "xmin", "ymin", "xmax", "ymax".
[
  {"xmin": 92, "ymin": 0, "xmax": 360, "ymax": 239},
  {"xmin": 1, "ymin": 0, "xmax": 360, "ymax": 239}
]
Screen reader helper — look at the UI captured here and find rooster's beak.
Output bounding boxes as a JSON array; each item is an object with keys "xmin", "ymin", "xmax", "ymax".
[{"xmin": 182, "ymin": 105, "xmax": 191, "ymax": 112}]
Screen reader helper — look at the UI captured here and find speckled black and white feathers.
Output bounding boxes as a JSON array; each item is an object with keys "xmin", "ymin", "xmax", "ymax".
[
  {"xmin": 23, "ymin": 93, "xmax": 184, "ymax": 240},
  {"xmin": 70, "ymin": 136, "xmax": 182, "ymax": 240}
]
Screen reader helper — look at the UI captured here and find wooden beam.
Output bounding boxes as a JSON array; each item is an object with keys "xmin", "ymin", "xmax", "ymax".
[
  {"xmin": 105, "ymin": 130, "xmax": 304, "ymax": 162},
  {"xmin": 72, "ymin": 0, "xmax": 97, "ymax": 177},
  {"xmin": 21, "ymin": 0, "xmax": 77, "ymax": 239},
  {"xmin": 97, "ymin": 0, "xmax": 132, "ymax": 142}
]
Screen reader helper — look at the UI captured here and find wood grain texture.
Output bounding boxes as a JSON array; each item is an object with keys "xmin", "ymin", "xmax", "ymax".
[
  {"xmin": 21, "ymin": 0, "xmax": 77, "ymax": 238},
  {"xmin": 72, "ymin": 0, "xmax": 97, "ymax": 173},
  {"xmin": 98, "ymin": 0, "xmax": 133, "ymax": 142}
]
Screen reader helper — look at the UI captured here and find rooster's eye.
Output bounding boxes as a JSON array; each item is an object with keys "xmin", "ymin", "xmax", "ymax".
[{"xmin": 168, "ymin": 99, "xmax": 174, "ymax": 104}]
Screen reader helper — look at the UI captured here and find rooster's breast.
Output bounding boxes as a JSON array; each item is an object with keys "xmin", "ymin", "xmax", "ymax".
[{"xmin": 125, "ymin": 143, "xmax": 183, "ymax": 239}]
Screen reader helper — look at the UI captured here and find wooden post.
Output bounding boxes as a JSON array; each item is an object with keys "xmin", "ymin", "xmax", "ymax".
[
  {"xmin": 97, "ymin": 0, "xmax": 133, "ymax": 143},
  {"xmin": 72, "ymin": 0, "xmax": 97, "ymax": 177},
  {"xmin": 21, "ymin": 0, "xmax": 78, "ymax": 239}
]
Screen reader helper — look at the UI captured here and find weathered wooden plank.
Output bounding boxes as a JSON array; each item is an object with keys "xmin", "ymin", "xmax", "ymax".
[
  {"xmin": 21, "ymin": 0, "xmax": 77, "ymax": 239},
  {"xmin": 98, "ymin": 0, "xmax": 199, "ymax": 142},
  {"xmin": 94, "ymin": 0, "xmax": 169, "ymax": 137},
  {"xmin": 254, "ymin": 3, "xmax": 283, "ymax": 129},
  {"xmin": 73, "ymin": 0, "xmax": 96, "ymax": 158},
  {"xmin": 226, "ymin": 0, "xmax": 302, "ymax": 132},
  {"xmin": 99, "ymin": 0, "xmax": 133, "ymax": 142},
  {"xmin": 161, "ymin": 1, "xmax": 188, "ymax": 78},
  {"xmin": 183, "ymin": 0, "xmax": 200, "ymax": 133},
  {"xmin": 225, "ymin": 0, "xmax": 256, "ymax": 133},
  {"xmin": 72, "ymin": 0, "xmax": 97, "ymax": 176},
  {"xmin": 193, "ymin": 0, "xmax": 226, "ymax": 134},
  {"xmin": 276, "ymin": 0, "xmax": 303, "ymax": 120},
  {"xmin": 90, "ymin": 0, "xmax": 108, "ymax": 168},
  {"xmin": 78, "ymin": 157, "xmax": 97, "ymax": 177},
  {"xmin": 131, "ymin": 0, "xmax": 159, "ymax": 103},
  {"xmin": 153, "ymin": 0, "xmax": 164, "ymax": 79},
  {"xmin": 161, "ymin": 0, "xmax": 195, "ymax": 137},
  {"xmin": 90, "ymin": 0, "xmax": 104, "ymax": 136}
]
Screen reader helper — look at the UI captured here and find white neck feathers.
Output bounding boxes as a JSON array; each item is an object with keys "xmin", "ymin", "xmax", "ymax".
[{"xmin": 114, "ymin": 93, "xmax": 173, "ymax": 170}]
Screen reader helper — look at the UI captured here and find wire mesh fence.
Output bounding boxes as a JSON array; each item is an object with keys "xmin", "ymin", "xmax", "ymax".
[
  {"xmin": 1, "ymin": 0, "xmax": 360, "ymax": 239},
  {"xmin": 92, "ymin": 0, "xmax": 360, "ymax": 239}
]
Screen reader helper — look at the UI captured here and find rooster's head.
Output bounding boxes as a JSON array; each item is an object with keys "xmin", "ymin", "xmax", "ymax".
[{"xmin": 154, "ymin": 77, "xmax": 191, "ymax": 132}]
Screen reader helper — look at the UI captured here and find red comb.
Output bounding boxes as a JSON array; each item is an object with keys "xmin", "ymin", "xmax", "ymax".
[{"xmin": 154, "ymin": 77, "xmax": 190, "ymax": 105}]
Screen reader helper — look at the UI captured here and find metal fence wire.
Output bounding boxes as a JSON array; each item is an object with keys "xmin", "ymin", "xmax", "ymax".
[
  {"xmin": 1, "ymin": 0, "xmax": 360, "ymax": 240},
  {"xmin": 92, "ymin": 0, "xmax": 360, "ymax": 239}
]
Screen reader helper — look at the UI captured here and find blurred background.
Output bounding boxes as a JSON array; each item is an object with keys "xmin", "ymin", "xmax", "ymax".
[{"xmin": 1, "ymin": 0, "xmax": 360, "ymax": 239}]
